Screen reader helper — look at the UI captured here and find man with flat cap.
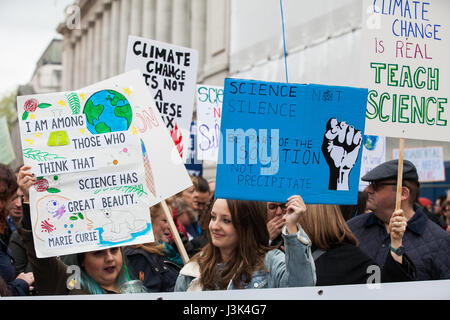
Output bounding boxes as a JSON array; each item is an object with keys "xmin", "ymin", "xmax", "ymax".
[{"xmin": 347, "ymin": 159, "xmax": 450, "ymax": 280}]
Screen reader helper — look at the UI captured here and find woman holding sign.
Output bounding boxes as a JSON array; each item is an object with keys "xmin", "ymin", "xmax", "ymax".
[
  {"xmin": 16, "ymin": 166, "xmax": 146, "ymax": 295},
  {"xmin": 174, "ymin": 195, "xmax": 316, "ymax": 291}
]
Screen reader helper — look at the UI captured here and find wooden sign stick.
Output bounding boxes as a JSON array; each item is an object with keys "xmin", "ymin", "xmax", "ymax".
[
  {"xmin": 161, "ymin": 199, "xmax": 190, "ymax": 264},
  {"xmin": 395, "ymin": 138, "xmax": 405, "ymax": 211}
]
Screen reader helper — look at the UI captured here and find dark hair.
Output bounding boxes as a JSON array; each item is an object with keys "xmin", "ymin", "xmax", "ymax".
[
  {"xmin": 0, "ymin": 275, "xmax": 12, "ymax": 296},
  {"xmin": 403, "ymin": 179, "xmax": 420, "ymax": 206},
  {"xmin": 339, "ymin": 191, "xmax": 369, "ymax": 221},
  {"xmin": 0, "ymin": 164, "xmax": 18, "ymax": 234},
  {"xmin": 196, "ymin": 175, "xmax": 210, "ymax": 193},
  {"xmin": 196, "ymin": 199, "xmax": 271, "ymax": 290}
]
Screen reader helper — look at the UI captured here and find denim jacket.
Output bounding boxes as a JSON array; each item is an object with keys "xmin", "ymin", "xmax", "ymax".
[{"xmin": 174, "ymin": 224, "xmax": 316, "ymax": 291}]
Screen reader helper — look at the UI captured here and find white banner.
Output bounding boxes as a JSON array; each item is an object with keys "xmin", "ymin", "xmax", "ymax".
[
  {"xmin": 393, "ymin": 146, "xmax": 446, "ymax": 182},
  {"xmin": 196, "ymin": 85, "xmax": 223, "ymax": 161}
]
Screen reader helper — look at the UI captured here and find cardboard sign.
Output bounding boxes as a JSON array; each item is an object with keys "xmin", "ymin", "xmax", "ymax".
[
  {"xmin": 361, "ymin": 0, "xmax": 450, "ymax": 141},
  {"xmin": 17, "ymin": 71, "xmax": 192, "ymax": 258},
  {"xmin": 125, "ymin": 35, "xmax": 199, "ymax": 161},
  {"xmin": 196, "ymin": 85, "xmax": 223, "ymax": 161},
  {"xmin": 215, "ymin": 78, "xmax": 368, "ymax": 204},
  {"xmin": 393, "ymin": 146, "xmax": 445, "ymax": 182}
]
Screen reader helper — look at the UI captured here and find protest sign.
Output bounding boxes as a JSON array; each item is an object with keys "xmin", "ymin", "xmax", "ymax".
[
  {"xmin": 0, "ymin": 116, "xmax": 15, "ymax": 165},
  {"xmin": 215, "ymin": 78, "xmax": 368, "ymax": 204},
  {"xmin": 185, "ymin": 121, "xmax": 203, "ymax": 176},
  {"xmin": 196, "ymin": 85, "xmax": 223, "ymax": 161},
  {"xmin": 17, "ymin": 70, "xmax": 192, "ymax": 258},
  {"xmin": 359, "ymin": 135, "xmax": 386, "ymax": 191},
  {"xmin": 361, "ymin": 0, "xmax": 450, "ymax": 142},
  {"xmin": 125, "ymin": 35, "xmax": 198, "ymax": 161},
  {"xmin": 393, "ymin": 146, "xmax": 445, "ymax": 182}
]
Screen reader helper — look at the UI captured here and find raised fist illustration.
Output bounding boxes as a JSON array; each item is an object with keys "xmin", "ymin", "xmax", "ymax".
[{"xmin": 321, "ymin": 118, "xmax": 362, "ymax": 190}]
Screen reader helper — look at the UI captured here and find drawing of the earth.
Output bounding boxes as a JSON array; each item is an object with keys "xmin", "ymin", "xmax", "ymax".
[{"xmin": 83, "ymin": 90, "xmax": 132, "ymax": 134}]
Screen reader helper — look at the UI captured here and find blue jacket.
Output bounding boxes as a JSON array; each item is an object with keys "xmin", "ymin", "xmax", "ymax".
[
  {"xmin": 174, "ymin": 225, "xmax": 316, "ymax": 291},
  {"xmin": 347, "ymin": 206, "xmax": 450, "ymax": 280},
  {"xmin": 0, "ymin": 237, "xmax": 29, "ymax": 296}
]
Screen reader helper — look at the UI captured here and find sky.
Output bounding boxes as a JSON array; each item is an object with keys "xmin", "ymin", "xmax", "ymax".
[{"xmin": 0, "ymin": 0, "xmax": 74, "ymax": 97}]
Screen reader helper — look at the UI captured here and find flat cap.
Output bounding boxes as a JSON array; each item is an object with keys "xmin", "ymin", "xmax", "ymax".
[{"xmin": 361, "ymin": 159, "xmax": 419, "ymax": 182}]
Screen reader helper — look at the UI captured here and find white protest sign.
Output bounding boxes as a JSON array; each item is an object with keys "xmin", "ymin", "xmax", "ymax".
[
  {"xmin": 361, "ymin": 0, "xmax": 450, "ymax": 141},
  {"xmin": 393, "ymin": 146, "xmax": 445, "ymax": 182},
  {"xmin": 17, "ymin": 90, "xmax": 152, "ymax": 257},
  {"xmin": 125, "ymin": 35, "xmax": 198, "ymax": 161},
  {"xmin": 196, "ymin": 85, "xmax": 223, "ymax": 161},
  {"xmin": 359, "ymin": 135, "xmax": 386, "ymax": 191}
]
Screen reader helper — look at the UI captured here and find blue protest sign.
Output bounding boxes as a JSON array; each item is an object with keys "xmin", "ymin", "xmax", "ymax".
[{"xmin": 215, "ymin": 78, "xmax": 368, "ymax": 204}]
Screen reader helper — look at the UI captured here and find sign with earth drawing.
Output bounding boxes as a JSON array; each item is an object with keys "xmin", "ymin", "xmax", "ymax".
[{"xmin": 17, "ymin": 70, "xmax": 192, "ymax": 258}]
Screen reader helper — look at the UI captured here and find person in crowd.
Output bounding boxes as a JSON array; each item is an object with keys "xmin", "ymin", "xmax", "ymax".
[
  {"xmin": 192, "ymin": 175, "xmax": 211, "ymax": 221},
  {"xmin": 417, "ymin": 196, "xmax": 447, "ymax": 229},
  {"xmin": 0, "ymin": 274, "xmax": 12, "ymax": 296},
  {"xmin": 0, "ymin": 164, "xmax": 34, "ymax": 296},
  {"xmin": 208, "ymin": 180, "xmax": 215, "ymax": 200},
  {"xmin": 266, "ymin": 201, "xmax": 286, "ymax": 249},
  {"xmin": 172, "ymin": 197, "xmax": 197, "ymax": 240},
  {"xmin": 347, "ymin": 160, "xmax": 450, "ymax": 280},
  {"xmin": 442, "ymin": 199, "xmax": 450, "ymax": 234},
  {"xmin": 298, "ymin": 203, "xmax": 416, "ymax": 286},
  {"xmin": 147, "ymin": 202, "xmax": 185, "ymax": 268},
  {"xmin": 433, "ymin": 194, "xmax": 448, "ymax": 228},
  {"xmin": 124, "ymin": 204, "xmax": 181, "ymax": 292},
  {"xmin": 174, "ymin": 195, "xmax": 316, "ymax": 291},
  {"xmin": 16, "ymin": 165, "xmax": 144, "ymax": 295},
  {"xmin": 339, "ymin": 191, "xmax": 369, "ymax": 221},
  {"xmin": 7, "ymin": 186, "xmax": 33, "ymax": 276}
]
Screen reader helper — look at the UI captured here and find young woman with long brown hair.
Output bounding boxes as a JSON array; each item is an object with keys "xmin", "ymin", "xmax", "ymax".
[{"xmin": 174, "ymin": 195, "xmax": 316, "ymax": 291}]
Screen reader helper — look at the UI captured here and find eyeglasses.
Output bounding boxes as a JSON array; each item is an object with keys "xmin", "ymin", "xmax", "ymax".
[
  {"xmin": 368, "ymin": 181, "xmax": 397, "ymax": 191},
  {"xmin": 267, "ymin": 203, "xmax": 287, "ymax": 211}
]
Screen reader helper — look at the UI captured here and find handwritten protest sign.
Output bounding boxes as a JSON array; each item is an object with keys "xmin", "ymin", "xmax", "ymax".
[
  {"xmin": 196, "ymin": 85, "xmax": 223, "ymax": 161},
  {"xmin": 17, "ymin": 70, "xmax": 192, "ymax": 258},
  {"xmin": 359, "ymin": 135, "xmax": 386, "ymax": 191},
  {"xmin": 393, "ymin": 146, "xmax": 445, "ymax": 182},
  {"xmin": 125, "ymin": 35, "xmax": 198, "ymax": 161},
  {"xmin": 0, "ymin": 116, "xmax": 15, "ymax": 165},
  {"xmin": 215, "ymin": 79, "xmax": 368, "ymax": 204},
  {"xmin": 361, "ymin": 0, "xmax": 450, "ymax": 141}
]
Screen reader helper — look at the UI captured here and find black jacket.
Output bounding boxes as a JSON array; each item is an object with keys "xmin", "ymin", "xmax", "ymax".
[
  {"xmin": 314, "ymin": 243, "xmax": 416, "ymax": 286},
  {"xmin": 124, "ymin": 246, "xmax": 180, "ymax": 293},
  {"xmin": 348, "ymin": 206, "xmax": 450, "ymax": 280}
]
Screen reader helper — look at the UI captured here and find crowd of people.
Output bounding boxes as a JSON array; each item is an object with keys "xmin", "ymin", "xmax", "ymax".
[{"xmin": 0, "ymin": 159, "xmax": 449, "ymax": 296}]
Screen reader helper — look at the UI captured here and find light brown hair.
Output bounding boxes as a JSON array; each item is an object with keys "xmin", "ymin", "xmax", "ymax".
[
  {"xmin": 297, "ymin": 204, "xmax": 359, "ymax": 250},
  {"xmin": 195, "ymin": 199, "xmax": 271, "ymax": 290}
]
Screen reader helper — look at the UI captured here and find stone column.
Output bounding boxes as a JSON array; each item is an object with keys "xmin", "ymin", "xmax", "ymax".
[
  {"xmin": 92, "ymin": 13, "xmax": 102, "ymax": 83},
  {"xmin": 72, "ymin": 31, "xmax": 82, "ymax": 90},
  {"xmin": 109, "ymin": 0, "xmax": 120, "ymax": 77},
  {"xmin": 101, "ymin": 2, "xmax": 111, "ymax": 80},
  {"xmin": 129, "ymin": 0, "xmax": 143, "ymax": 37},
  {"xmin": 142, "ymin": 0, "xmax": 156, "ymax": 39},
  {"xmin": 191, "ymin": 0, "xmax": 206, "ymax": 78},
  {"xmin": 155, "ymin": 0, "xmax": 172, "ymax": 42},
  {"xmin": 119, "ymin": 0, "xmax": 131, "ymax": 72},
  {"xmin": 61, "ymin": 34, "xmax": 73, "ymax": 91},
  {"xmin": 171, "ymin": 0, "xmax": 190, "ymax": 47},
  {"xmin": 85, "ymin": 20, "xmax": 95, "ymax": 85},
  {"xmin": 79, "ymin": 29, "xmax": 88, "ymax": 87}
]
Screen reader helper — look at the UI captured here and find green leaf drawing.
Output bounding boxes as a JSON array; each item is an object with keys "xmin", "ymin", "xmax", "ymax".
[
  {"xmin": 22, "ymin": 148, "xmax": 66, "ymax": 162},
  {"xmin": 22, "ymin": 111, "xmax": 29, "ymax": 120},
  {"xmin": 65, "ymin": 92, "xmax": 81, "ymax": 115},
  {"xmin": 38, "ymin": 103, "xmax": 51, "ymax": 109},
  {"xmin": 46, "ymin": 188, "xmax": 60, "ymax": 193},
  {"xmin": 69, "ymin": 216, "xmax": 78, "ymax": 221},
  {"xmin": 92, "ymin": 184, "xmax": 147, "ymax": 198},
  {"xmin": 77, "ymin": 212, "xmax": 84, "ymax": 220}
]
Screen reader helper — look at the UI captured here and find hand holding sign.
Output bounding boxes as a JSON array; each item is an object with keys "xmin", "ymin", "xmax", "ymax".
[{"xmin": 322, "ymin": 118, "xmax": 362, "ymax": 191}]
